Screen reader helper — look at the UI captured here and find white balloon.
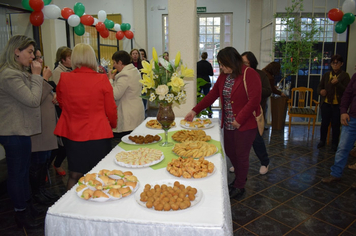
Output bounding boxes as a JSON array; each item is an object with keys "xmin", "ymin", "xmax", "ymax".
[
  {"xmin": 342, "ymin": 0, "xmax": 356, "ymax": 14},
  {"xmin": 93, "ymin": 18, "xmax": 99, "ymax": 26},
  {"xmin": 98, "ymin": 10, "xmax": 107, "ymax": 22},
  {"xmin": 43, "ymin": 4, "xmax": 61, "ymax": 19},
  {"xmin": 114, "ymin": 23, "xmax": 121, "ymax": 31},
  {"xmin": 68, "ymin": 14, "xmax": 80, "ymax": 27}
]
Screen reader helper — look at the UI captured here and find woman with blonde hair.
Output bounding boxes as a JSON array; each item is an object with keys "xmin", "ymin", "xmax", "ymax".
[
  {"xmin": 0, "ymin": 35, "xmax": 43, "ymax": 228},
  {"xmin": 54, "ymin": 43, "xmax": 117, "ymax": 190}
]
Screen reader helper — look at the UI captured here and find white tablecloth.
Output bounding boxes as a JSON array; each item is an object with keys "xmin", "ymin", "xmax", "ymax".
[{"xmin": 45, "ymin": 117, "xmax": 232, "ymax": 236}]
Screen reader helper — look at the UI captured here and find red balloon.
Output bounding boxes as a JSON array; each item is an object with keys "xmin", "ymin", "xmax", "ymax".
[
  {"xmin": 29, "ymin": 0, "xmax": 44, "ymax": 12},
  {"xmin": 116, "ymin": 31, "xmax": 124, "ymax": 40},
  {"xmin": 100, "ymin": 29, "xmax": 110, "ymax": 38},
  {"xmin": 124, "ymin": 30, "xmax": 134, "ymax": 39},
  {"xmin": 80, "ymin": 15, "xmax": 94, "ymax": 26},
  {"xmin": 328, "ymin": 8, "xmax": 344, "ymax": 21},
  {"xmin": 30, "ymin": 11, "xmax": 44, "ymax": 26},
  {"xmin": 61, "ymin": 7, "xmax": 74, "ymax": 19},
  {"xmin": 95, "ymin": 22, "xmax": 106, "ymax": 32}
]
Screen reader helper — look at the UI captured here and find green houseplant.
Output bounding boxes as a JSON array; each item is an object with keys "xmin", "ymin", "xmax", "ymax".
[{"xmin": 274, "ymin": 0, "xmax": 323, "ymax": 84}]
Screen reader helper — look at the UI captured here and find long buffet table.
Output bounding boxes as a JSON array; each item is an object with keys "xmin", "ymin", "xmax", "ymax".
[{"xmin": 45, "ymin": 117, "xmax": 232, "ymax": 236}]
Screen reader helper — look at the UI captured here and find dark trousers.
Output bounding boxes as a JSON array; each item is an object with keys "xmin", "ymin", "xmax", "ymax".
[
  {"xmin": 224, "ymin": 128, "xmax": 257, "ymax": 189},
  {"xmin": 0, "ymin": 135, "xmax": 31, "ymax": 210},
  {"xmin": 252, "ymin": 131, "xmax": 269, "ymax": 166},
  {"xmin": 320, "ymin": 103, "xmax": 341, "ymax": 146}
]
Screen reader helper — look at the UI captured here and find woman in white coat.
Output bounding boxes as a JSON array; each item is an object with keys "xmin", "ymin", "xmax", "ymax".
[{"xmin": 109, "ymin": 50, "xmax": 145, "ymax": 140}]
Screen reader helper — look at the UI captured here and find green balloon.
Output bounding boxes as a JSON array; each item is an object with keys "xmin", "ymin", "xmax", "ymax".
[
  {"xmin": 126, "ymin": 23, "xmax": 131, "ymax": 31},
  {"xmin": 43, "ymin": 0, "xmax": 52, "ymax": 5},
  {"xmin": 104, "ymin": 19, "xmax": 115, "ymax": 29},
  {"xmin": 74, "ymin": 23, "xmax": 85, "ymax": 36},
  {"xmin": 342, "ymin": 13, "xmax": 355, "ymax": 25},
  {"xmin": 335, "ymin": 21, "xmax": 347, "ymax": 34},
  {"xmin": 74, "ymin": 2, "xmax": 85, "ymax": 17},
  {"xmin": 21, "ymin": 0, "xmax": 33, "ymax": 11},
  {"xmin": 120, "ymin": 23, "xmax": 128, "ymax": 31}
]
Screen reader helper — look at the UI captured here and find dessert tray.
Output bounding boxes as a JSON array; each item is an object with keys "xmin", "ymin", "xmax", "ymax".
[
  {"xmin": 114, "ymin": 148, "xmax": 164, "ymax": 168},
  {"xmin": 135, "ymin": 179, "xmax": 202, "ymax": 211},
  {"xmin": 180, "ymin": 118, "xmax": 214, "ymax": 130},
  {"xmin": 166, "ymin": 157, "xmax": 215, "ymax": 179},
  {"xmin": 76, "ymin": 170, "xmax": 139, "ymax": 202},
  {"xmin": 121, "ymin": 134, "xmax": 162, "ymax": 145},
  {"xmin": 172, "ymin": 141, "xmax": 218, "ymax": 159}
]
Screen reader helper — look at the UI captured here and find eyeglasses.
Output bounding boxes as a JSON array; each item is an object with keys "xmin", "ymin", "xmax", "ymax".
[
  {"xmin": 35, "ymin": 56, "xmax": 44, "ymax": 60},
  {"xmin": 331, "ymin": 61, "xmax": 341, "ymax": 65}
]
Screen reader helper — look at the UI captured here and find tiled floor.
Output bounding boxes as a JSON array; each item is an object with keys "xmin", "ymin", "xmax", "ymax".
[{"xmin": 1, "ymin": 123, "xmax": 356, "ymax": 236}]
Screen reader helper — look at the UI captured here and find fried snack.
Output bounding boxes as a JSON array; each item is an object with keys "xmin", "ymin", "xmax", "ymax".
[
  {"xmin": 29, "ymin": 59, "xmax": 33, "ymax": 64},
  {"xmin": 112, "ymin": 69, "xmax": 117, "ymax": 74},
  {"xmin": 119, "ymin": 187, "xmax": 131, "ymax": 197},
  {"xmin": 107, "ymin": 169, "xmax": 124, "ymax": 177},
  {"xmin": 180, "ymin": 118, "xmax": 212, "ymax": 128},
  {"xmin": 108, "ymin": 189, "xmax": 121, "ymax": 198},
  {"xmin": 172, "ymin": 141, "xmax": 217, "ymax": 159},
  {"xmin": 125, "ymin": 175, "xmax": 138, "ymax": 182},
  {"xmin": 172, "ymin": 130, "xmax": 211, "ymax": 142},
  {"xmin": 128, "ymin": 134, "xmax": 161, "ymax": 144},
  {"xmin": 146, "ymin": 119, "xmax": 176, "ymax": 129},
  {"xmin": 139, "ymin": 181, "xmax": 197, "ymax": 211},
  {"xmin": 81, "ymin": 189, "xmax": 94, "ymax": 200},
  {"xmin": 115, "ymin": 148, "xmax": 163, "ymax": 166},
  {"xmin": 93, "ymin": 190, "xmax": 109, "ymax": 199},
  {"xmin": 83, "ymin": 173, "xmax": 96, "ymax": 183},
  {"xmin": 76, "ymin": 184, "xmax": 87, "ymax": 192},
  {"xmin": 125, "ymin": 181, "xmax": 137, "ymax": 189},
  {"xmin": 98, "ymin": 169, "xmax": 110, "ymax": 176},
  {"xmin": 167, "ymin": 157, "xmax": 214, "ymax": 178}
]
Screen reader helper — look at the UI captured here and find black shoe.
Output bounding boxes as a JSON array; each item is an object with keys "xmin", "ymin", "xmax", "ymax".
[
  {"xmin": 317, "ymin": 141, "xmax": 325, "ymax": 149},
  {"xmin": 15, "ymin": 209, "xmax": 43, "ymax": 229},
  {"xmin": 229, "ymin": 187, "xmax": 245, "ymax": 200}
]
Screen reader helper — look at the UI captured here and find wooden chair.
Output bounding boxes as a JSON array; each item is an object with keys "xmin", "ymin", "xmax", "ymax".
[{"xmin": 288, "ymin": 87, "xmax": 319, "ymax": 135}]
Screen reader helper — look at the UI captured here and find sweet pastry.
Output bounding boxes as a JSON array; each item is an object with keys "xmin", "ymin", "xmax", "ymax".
[
  {"xmin": 81, "ymin": 189, "xmax": 94, "ymax": 200},
  {"xmin": 115, "ymin": 148, "xmax": 163, "ymax": 166},
  {"xmin": 76, "ymin": 184, "xmax": 87, "ymax": 192},
  {"xmin": 172, "ymin": 130, "xmax": 211, "ymax": 142},
  {"xmin": 128, "ymin": 134, "xmax": 161, "ymax": 144},
  {"xmin": 167, "ymin": 157, "xmax": 214, "ymax": 178},
  {"xmin": 93, "ymin": 190, "xmax": 109, "ymax": 199},
  {"xmin": 146, "ymin": 119, "xmax": 176, "ymax": 129},
  {"xmin": 180, "ymin": 118, "xmax": 212, "ymax": 128},
  {"xmin": 172, "ymin": 141, "xmax": 217, "ymax": 158}
]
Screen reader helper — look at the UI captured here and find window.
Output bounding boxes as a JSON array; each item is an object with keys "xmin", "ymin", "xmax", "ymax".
[
  {"xmin": 163, "ymin": 15, "xmax": 169, "ymax": 52},
  {"xmin": 275, "ymin": 16, "xmax": 334, "ymax": 42}
]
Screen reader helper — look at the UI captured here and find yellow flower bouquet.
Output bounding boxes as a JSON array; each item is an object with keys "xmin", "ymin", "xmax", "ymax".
[{"xmin": 139, "ymin": 47, "xmax": 194, "ymax": 105}]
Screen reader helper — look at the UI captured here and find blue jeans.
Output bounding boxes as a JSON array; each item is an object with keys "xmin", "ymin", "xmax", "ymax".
[
  {"xmin": 0, "ymin": 135, "xmax": 31, "ymax": 210},
  {"xmin": 330, "ymin": 116, "xmax": 356, "ymax": 178}
]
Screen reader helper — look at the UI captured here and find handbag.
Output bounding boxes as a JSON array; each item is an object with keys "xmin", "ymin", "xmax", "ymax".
[{"xmin": 242, "ymin": 67, "xmax": 265, "ymax": 136}]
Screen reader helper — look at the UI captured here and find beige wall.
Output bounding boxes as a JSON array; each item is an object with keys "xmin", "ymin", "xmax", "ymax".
[
  {"xmin": 346, "ymin": 22, "xmax": 356, "ymax": 77},
  {"xmin": 168, "ymin": 0, "xmax": 197, "ymax": 116},
  {"xmin": 133, "ymin": 0, "xmax": 148, "ymax": 51},
  {"xmin": 248, "ymin": 0, "xmax": 263, "ymax": 65}
]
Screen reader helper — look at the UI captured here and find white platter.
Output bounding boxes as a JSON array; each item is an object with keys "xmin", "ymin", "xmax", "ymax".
[
  {"xmin": 166, "ymin": 165, "xmax": 216, "ymax": 179},
  {"xmin": 180, "ymin": 119, "xmax": 214, "ymax": 130},
  {"xmin": 121, "ymin": 134, "xmax": 162, "ymax": 145},
  {"xmin": 135, "ymin": 179, "xmax": 202, "ymax": 211},
  {"xmin": 114, "ymin": 150, "xmax": 164, "ymax": 168},
  {"xmin": 76, "ymin": 181, "xmax": 139, "ymax": 202}
]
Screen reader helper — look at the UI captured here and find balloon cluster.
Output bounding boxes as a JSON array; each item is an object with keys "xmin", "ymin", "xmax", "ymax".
[
  {"xmin": 22, "ymin": 1, "xmax": 134, "ymax": 40},
  {"xmin": 328, "ymin": 0, "xmax": 356, "ymax": 34}
]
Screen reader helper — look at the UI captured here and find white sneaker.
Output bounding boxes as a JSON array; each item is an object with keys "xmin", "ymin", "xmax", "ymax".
[
  {"xmin": 229, "ymin": 166, "xmax": 235, "ymax": 173},
  {"xmin": 259, "ymin": 165, "xmax": 269, "ymax": 175}
]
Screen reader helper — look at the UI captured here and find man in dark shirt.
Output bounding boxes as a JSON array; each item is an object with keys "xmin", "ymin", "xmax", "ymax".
[
  {"xmin": 322, "ymin": 71, "xmax": 356, "ymax": 189},
  {"xmin": 197, "ymin": 52, "xmax": 214, "ymax": 117}
]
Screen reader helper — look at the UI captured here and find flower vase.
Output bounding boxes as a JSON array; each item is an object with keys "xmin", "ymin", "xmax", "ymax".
[{"xmin": 156, "ymin": 103, "xmax": 175, "ymax": 147}]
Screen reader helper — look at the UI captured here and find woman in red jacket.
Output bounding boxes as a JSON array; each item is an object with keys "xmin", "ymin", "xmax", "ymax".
[
  {"xmin": 54, "ymin": 43, "xmax": 117, "ymax": 190},
  {"xmin": 185, "ymin": 47, "xmax": 261, "ymax": 199}
]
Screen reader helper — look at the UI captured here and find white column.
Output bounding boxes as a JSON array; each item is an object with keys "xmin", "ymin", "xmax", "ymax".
[
  {"xmin": 133, "ymin": 0, "xmax": 148, "ymax": 51},
  {"xmin": 168, "ymin": 0, "xmax": 197, "ymax": 117}
]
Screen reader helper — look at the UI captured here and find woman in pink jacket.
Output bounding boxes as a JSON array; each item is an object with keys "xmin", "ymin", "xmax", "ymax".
[{"xmin": 185, "ymin": 47, "xmax": 261, "ymax": 199}]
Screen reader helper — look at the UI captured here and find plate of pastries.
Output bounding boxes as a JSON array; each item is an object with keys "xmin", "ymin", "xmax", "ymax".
[
  {"xmin": 172, "ymin": 130, "xmax": 211, "ymax": 142},
  {"xmin": 172, "ymin": 141, "xmax": 218, "ymax": 159},
  {"xmin": 146, "ymin": 119, "xmax": 176, "ymax": 129},
  {"xmin": 115, "ymin": 147, "xmax": 164, "ymax": 168},
  {"xmin": 75, "ymin": 169, "xmax": 139, "ymax": 202},
  {"xmin": 180, "ymin": 118, "xmax": 213, "ymax": 129},
  {"xmin": 135, "ymin": 180, "xmax": 202, "ymax": 211},
  {"xmin": 166, "ymin": 157, "xmax": 215, "ymax": 179},
  {"xmin": 121, "ymin": 134, "xmax": 162, "ymax": 145}
]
